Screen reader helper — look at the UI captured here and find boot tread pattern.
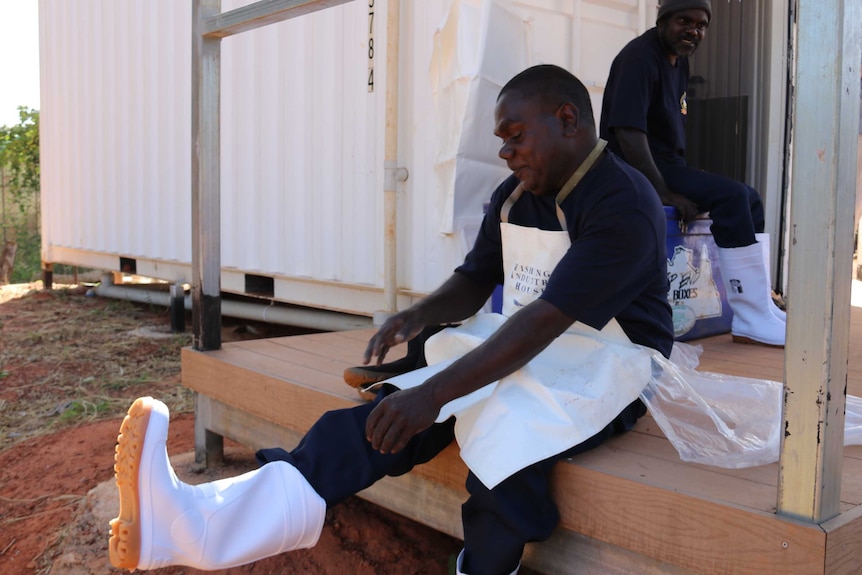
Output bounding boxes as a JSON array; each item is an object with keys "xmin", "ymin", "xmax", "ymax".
[{"xmin": 109, "ymin": 397, "xmax": 151, "ymax": 570}]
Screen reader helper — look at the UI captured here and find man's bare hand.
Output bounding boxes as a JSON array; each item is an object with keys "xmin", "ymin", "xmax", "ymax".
[
  {"xmin": 365, "ymin": 386, "xmax": 440, "ymax": 454},
  {"xmin": 363, "ymin": 311, "xmax": 425, "ymax": 366},
  {"xmin": 660, "ymin": 191, "xmax": 700, "ymax": 228}
]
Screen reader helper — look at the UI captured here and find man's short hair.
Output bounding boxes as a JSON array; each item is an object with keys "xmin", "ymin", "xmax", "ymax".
[{"xmin": 498, "ymin": 64, "xmax": 596, "ymax": 128}]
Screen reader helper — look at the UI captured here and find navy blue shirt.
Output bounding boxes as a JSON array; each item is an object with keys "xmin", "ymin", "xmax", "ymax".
[
  {"xmin": 456, "ymin": 151, "xmax": 674, "ymax": 358},
  {"xmin": 600, "ymin": 28, "xmax": 689, "ymax": 166}
]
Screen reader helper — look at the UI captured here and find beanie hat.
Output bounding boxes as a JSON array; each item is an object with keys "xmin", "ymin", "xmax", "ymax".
[{"xmin": 657, "ymin": 0, "xmax": 712, "ymax": 22}]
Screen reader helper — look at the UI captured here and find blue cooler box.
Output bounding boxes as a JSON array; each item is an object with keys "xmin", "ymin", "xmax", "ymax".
[{"xmin": 664, "ymin": 206, "xmax": 732, "ymax": 341}]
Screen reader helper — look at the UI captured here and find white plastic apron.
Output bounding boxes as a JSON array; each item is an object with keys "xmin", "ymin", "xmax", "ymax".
[{"xmin": 387, "ymin": 140, "xmax": 653, "ymax": 488}]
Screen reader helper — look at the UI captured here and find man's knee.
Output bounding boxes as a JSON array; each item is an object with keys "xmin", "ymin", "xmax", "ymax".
[{"xmin": 713, "ymin": 178, "xmax": 757, "ymax": 209}]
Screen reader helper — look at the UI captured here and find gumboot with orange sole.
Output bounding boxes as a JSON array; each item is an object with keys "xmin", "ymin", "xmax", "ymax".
[{"xmin": 109, "ymin": 397, "xmax": 326, "ymax": 571}]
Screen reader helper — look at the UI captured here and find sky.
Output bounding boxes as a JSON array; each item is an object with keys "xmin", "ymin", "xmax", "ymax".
[{"xmin": 0, "ymin": 0, "xmax": 40, "ymax": 128}]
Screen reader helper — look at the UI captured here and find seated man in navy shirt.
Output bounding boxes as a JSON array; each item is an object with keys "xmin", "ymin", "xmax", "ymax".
[
  {"xmin": 109, "ymin": 65, "xmax": 672, "ymax": 575},
  {"xmin": 600, "ymin": 0, "xmax": 786, "ymax": 347}
]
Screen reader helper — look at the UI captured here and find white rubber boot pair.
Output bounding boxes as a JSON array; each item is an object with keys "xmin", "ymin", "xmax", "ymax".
[
  {"xmin": 109, "ymin": 397, "xmax": 325, "ymax": 571},
  {"xmin": 718, "ymin": 242, "xmax": 786, "ymax": 347},
  {"xmin": 455, "ymin": 549, "xmax": 519, "ymax": 575}
]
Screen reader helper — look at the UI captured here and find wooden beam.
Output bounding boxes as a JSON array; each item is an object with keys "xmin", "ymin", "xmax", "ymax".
[
  {"xmin": 201, "ymin": 0, "xmax": 353, "ymax": 39},
  {"xmin": 823, "ymin": 504, "xmax": 862, "ymax": 574},
  {"xmin": 191, "ymin": 0, "xmax": 223, "ymax": 351},
  {"xmin": 779, "ymin": 0, "xmax": 862, "ymax": 522},
  {"xmin": 189, "ymin": 393, "xmax": 714, "ymax": 575}
]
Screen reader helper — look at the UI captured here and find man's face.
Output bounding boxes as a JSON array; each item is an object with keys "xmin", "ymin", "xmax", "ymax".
[
  {"xmin": 658, "ymin": 8, "xmax": 709, "ymax": 59},
  {"xmin": 493, "ymin": 92, "xmax": 570, "ymax": 197}
]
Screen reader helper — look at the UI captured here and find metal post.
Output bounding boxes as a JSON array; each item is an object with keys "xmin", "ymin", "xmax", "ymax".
[
  {"xmin": 191, "ymin": 0, "xmax": 223, "ymax": 351},
  {"xmin": 190, "ymin": 0, "xmax": 356, "ymax": 349},
  {"xmin": 778, "ymin": 0, "xmax": 862, "ymax": 522}
]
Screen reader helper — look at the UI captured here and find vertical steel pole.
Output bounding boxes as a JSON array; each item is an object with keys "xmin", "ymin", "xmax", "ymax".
[{"xmin": 191, "ymin": 0, "xmax": 223, "ymax": 351}]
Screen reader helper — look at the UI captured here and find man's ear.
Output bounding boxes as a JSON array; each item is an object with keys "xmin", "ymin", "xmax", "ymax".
[{"xmin": 558, "ymin": 102, "xmax": 580, "ymax": 135}]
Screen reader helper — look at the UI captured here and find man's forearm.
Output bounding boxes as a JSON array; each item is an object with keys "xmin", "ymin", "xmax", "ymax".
[
  {"xmin": 614, "ymin": 127, "xmax": 671, "ymax": 196},
  {"xmin": 613, "ymin": 127, "xmax": 700, "ymax": 224},
  {"xmin": 409, "ymin": 272, "xmax": 496, "ymax": 326},
  {"xmin": 363, "ymin": 272, "xmax": 495, "ymax": 366}
]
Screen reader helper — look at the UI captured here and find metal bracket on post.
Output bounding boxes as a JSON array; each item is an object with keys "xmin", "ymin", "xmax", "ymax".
[{"xmin": 384, "ymin": 165, "xmax": 409, "ymax": 190}]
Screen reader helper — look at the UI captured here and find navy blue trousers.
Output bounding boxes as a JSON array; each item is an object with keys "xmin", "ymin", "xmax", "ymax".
[
  {"xmin": 659, "ymin": 164, "xmax": 765, "ymax": 248},
  {"xmin": 257, "ymin": 385, "xmax": 646, "ymax": 575}
]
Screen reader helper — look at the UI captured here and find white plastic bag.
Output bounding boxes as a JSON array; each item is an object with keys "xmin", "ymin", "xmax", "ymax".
[
  {"xmin": 845, "ymin": 395, "xmax": 862, "ymax": 445},
  {"xmin": 641, "ymin": 342, "xmax": 862, "ymax": 468}
]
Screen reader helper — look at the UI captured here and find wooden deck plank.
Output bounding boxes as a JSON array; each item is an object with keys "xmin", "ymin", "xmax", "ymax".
[
  {"xmin": 626, "ymin": 418, "xmax": 781, "ymax": 484},
  {"xmin": 181, "ymin": 305, "xmax": 862, "ymax": 574},
  {"xmin": 229, "ymin": 329, "xmax": 373, "ymax": 362},
  {"xmin": 573, "ymin": 439, "xmax": 780, "ymax": 512},
  {"xmin": 226, "ymin": 339, "xmax": 357, "ymax": 378},
  {"xmin": 697, "ymin": 307, "xmax": 862, "ymax": 395},
  {"xmin": 838, "ymin": 458, "xmax": 862, "ymax": 505},
  {"xmin": 553, "ymin": 462, "xmax": 826, "ymax": 575},
  {"xmin": 267, "ymin": 328, "xmax": 377, "ymax": 355},
  {"xmin": 230, "ymin": 329, "xmax": 407, "ymax": 377},
  {"xmin": 605, "ymin": 432, "xmax": 862, "ymax": 511},
  {"xmin": 182, "ymin": 347, "xmax": 356, "ymax": 433}
]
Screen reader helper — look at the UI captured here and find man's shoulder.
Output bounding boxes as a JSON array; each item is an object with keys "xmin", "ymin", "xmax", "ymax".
[
  {"xmin": 606, "ymin": 29, "xmax": 664, "ymax": 89},
  {"xmin": 599, "ymin": 152, "xmax": 655, "ymax": 192},
  {"xmin": 592, "ymin": 153, "xmax": 663, "ymax": 211},
  {"xmin": 615, "ymin": 28, "xmax": 661, "ymax": 64}
]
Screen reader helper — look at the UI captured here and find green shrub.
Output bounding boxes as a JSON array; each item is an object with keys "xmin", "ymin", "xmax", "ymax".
[{"xmin": 1, "ymin": 107, "xmax": 41, "ymax": 282}]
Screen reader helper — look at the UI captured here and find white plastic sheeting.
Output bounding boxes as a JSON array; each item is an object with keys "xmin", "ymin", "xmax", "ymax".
[
  {"xmin": 429, "ymin": 0, "xmax": 651, "ymax": 239},
  {"xmin": 646, "ymin": 342, "xmax": 862, "ymax": 469},
  {"xmin": 430, "ymin": 0, "xmax": 523, "ymax": 235}
]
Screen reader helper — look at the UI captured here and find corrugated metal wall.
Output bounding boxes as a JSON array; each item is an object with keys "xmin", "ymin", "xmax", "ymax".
[
  {"xmin": 37, "ymin": 0, "xmax": 658, "ymax": 316},
  {"xmin": 39, "ymin": 0, "xmax": 192, "ymax": 267},
  {"xmin": 221, "ymin": 1, "xmax": 381, "ymax": 286}
]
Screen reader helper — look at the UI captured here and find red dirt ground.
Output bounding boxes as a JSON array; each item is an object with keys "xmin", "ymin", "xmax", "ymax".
[
  {"xmin": 0, "ymin": 414, "xmax": 466, "ymax": 575},
  {"xmin": 0, "ymin": 283, "xmax": 468, "ymax": 575}
]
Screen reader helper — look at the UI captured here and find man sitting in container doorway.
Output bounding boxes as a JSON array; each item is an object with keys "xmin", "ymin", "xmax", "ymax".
[
  {"xmin": 108, "ymin": 65, "xmax": 673, "ymax": 575},
  {"xmin": 599, "ymin": 0, "xmax": 787, "ymax": 347}
]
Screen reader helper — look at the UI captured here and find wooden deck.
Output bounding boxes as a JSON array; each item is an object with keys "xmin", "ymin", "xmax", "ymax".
[{"xmin": 181, "ymin": 307, "xmax": 862, "ymax": 575}]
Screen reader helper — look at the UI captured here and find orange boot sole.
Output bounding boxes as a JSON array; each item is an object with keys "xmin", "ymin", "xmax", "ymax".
[{"xmin": 109, "ymin": 397, "xmax": 152, "ymax": 571}]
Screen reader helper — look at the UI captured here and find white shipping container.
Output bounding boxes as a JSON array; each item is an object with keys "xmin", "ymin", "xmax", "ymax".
[{"xmin": 39, "ymin": 0, "xmax": 783, "ymax": 318}]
